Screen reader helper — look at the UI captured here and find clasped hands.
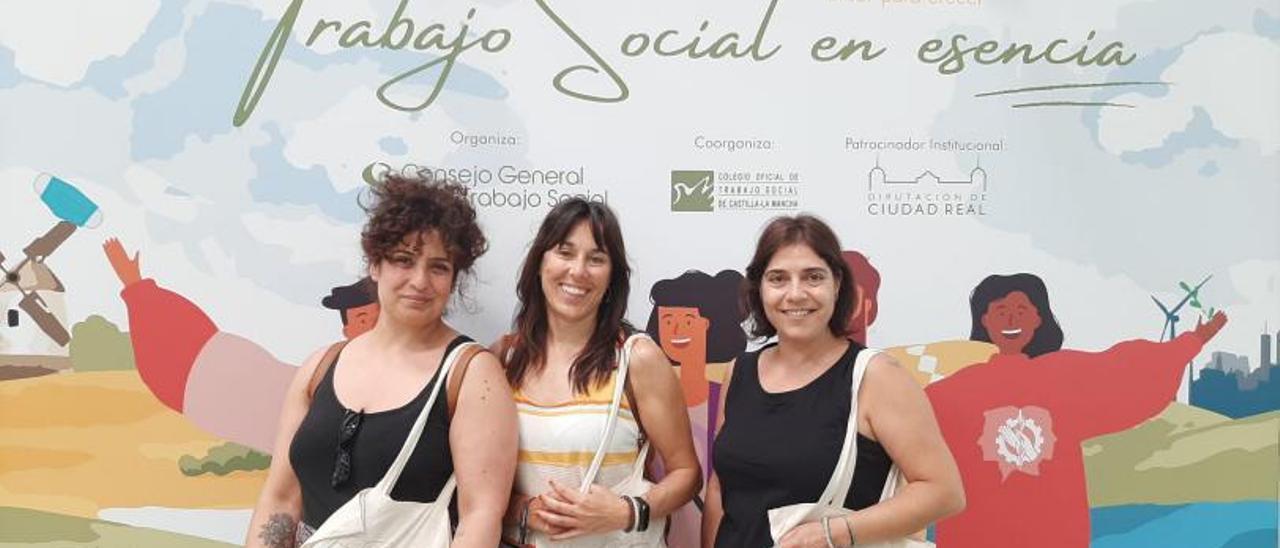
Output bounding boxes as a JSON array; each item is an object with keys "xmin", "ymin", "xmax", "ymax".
[{"xmin": 527, "ymin": 480, "xmax": 632, "ymax": 540}]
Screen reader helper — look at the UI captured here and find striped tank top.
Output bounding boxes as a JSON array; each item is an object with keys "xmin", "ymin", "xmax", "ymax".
[{"xmin": 513, "ymin": 370, "xmax": 642, "ymax": 496}]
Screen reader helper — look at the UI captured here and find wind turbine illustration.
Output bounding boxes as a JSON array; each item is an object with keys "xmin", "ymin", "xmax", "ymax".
[
  {"xmin": 1151, "ymin": 275, "xmax": 1212, "ymax": 342},
  {"xmin": 1151, "ymin": 275, "xmax": 1213, "ymax": 404}
]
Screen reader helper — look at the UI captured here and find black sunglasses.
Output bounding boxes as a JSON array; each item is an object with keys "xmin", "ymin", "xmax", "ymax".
[{"xmin": 331, "ymin": 407, "xmax": 364, "ymax": 487}]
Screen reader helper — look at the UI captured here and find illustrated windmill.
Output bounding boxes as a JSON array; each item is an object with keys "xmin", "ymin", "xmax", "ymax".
[
  {"xmin": 0, "ymin": 173, "xmax": 101, "ymax": 349},
  {"xmin": 1151, "ymin": 275, "xmax": 1212, "ymax": 342}
]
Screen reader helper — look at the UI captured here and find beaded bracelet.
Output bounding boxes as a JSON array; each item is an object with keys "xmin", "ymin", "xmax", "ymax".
[{"xmin": 620, "ymin": 495, "xmax": 637, "ymax": 532}]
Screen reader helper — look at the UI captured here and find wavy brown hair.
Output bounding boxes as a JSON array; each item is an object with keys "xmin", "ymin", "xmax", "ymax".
[
  {"xmin": 360, "ymin": 173, "xmax": 487, "ymax": 293},
  {"xmin": 742, "ymin": 215, "xmax": 855, "ymax": 339},
  {"xmin": 503, "ymin": 198, "xmax": 634, "ymax": 393}
]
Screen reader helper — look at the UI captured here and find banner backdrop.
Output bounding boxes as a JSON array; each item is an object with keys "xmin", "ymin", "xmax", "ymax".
[{"xmin": 2, "ymin": 1, "xmax": 1278, "ymax": 546}]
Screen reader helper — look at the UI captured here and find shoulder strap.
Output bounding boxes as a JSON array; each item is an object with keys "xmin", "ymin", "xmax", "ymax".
[
  {"xmin": 580, "ymin": 333, "xmax": 647, "ymax": 493},
  {"xmin": 447, "ymin": 344, "xmax": 486, "ymax": 419},
  {"xmin": 374, "ymin": 341, "xmax": 478, "ymax": 495},
  {"xmin": 820, "ymin": 347, "xmax": 880, "ymax": 508},
  {"xmin": 307, "ymin": 340, "xmax": 349, "ymax": 401},
  {"xmin": 623, "ymin": 370, "xmax": 647, "ymax": 443}
]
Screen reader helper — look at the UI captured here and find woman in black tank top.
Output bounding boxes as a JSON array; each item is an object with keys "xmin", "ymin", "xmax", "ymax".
[
  {"xmin": 704, "ymin": 215, "xmax": 965, "ymax": 547},
  {"xmin": 288, "ymin": 335, "xmax": 471, "ymax": 527},
  {"xmin": 245, "ymin": 174, "xmax": 518, "ymax": 548}
]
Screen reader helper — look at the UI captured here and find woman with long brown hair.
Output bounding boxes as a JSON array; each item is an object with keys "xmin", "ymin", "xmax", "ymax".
[{"xmin": 499, "ymin": 198, "xmax": 700, "ymax": 546}]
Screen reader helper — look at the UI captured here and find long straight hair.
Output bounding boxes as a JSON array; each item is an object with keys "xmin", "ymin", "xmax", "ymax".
[{"xmin": 504, "ymin": 199, "xmax": 634, "ymax": 394}]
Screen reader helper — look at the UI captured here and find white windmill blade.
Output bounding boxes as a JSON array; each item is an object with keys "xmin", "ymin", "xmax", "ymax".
[{"xmin": 17, "ymin": 291, "xmax": 70, "ymax": 347}]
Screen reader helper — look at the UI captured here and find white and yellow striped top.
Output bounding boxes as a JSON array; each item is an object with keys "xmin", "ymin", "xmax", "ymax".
[{"xmin": 513, "ymin": 371, "xmax": 642, "ymax": 496}]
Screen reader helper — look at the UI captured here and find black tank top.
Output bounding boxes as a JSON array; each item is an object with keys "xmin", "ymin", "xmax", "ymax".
[
  {"xmin": 712, "ymin": 341, "xmax": 892, "ymax": 548},
  {"xmin": 289, "ymin": 335, "xmax": 469, "ymax": 528}
]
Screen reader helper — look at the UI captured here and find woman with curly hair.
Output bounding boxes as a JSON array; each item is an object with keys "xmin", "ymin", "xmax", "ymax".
[{"xmin": 246, "ymin": 173, "xmax": 518, "ymax": 548}]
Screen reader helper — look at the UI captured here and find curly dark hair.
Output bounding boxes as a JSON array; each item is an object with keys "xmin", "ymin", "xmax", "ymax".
[{"xmin": 360, "ymin": 172, "xmax": 488, "ymax": 288}]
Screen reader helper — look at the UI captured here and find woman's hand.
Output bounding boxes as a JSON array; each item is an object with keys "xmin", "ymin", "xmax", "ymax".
[
  {"xmin": 526, "ymin": 495, "xmax": 568, "ymax": 536},
  {"xmin": 779, "ymin": 520, "xmax": 836, "ymax": 548},
  {"xmin": 536, "ymin": 479, "xmax": 632, "ymax": 540}
]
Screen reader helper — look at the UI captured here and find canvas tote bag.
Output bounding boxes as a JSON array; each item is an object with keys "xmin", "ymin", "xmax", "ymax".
[
  {"xmin": 302, "ymin": 341, "xmax": 481, "ymax": 548},
  {"xmin": 766, "ymin": 348, "xmax": 934, "ymax": 548},
  {"xmin": 526, "ymin": 333, "xmax": 666, "ymax": 548}
]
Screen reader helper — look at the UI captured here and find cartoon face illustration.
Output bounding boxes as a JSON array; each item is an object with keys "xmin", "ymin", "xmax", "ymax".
[
  {"xmin": 323, "ymin": 277, "xmax": 379, "ymax": 340},
  {"xmin": 646, "ymin": 269, "xmax": 747, "ymax": 409},
  {"xmin": 658, "ymin": 306, "xmax": 710, "ymax": 367},
  {"xmin": 342, "ymin": 302, "xmax": 379, "ymax": 339},
  {"xmin": 981, "ymin": 291, "xmax": 1042, "ymax": 356}
]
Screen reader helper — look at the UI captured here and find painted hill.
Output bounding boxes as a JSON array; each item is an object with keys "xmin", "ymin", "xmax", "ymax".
[
  {"xmin": 0, "ymin": 371, "xmax": 265, "ymax": 518},
  {"xmin": 0, "ymin": 506, "xmax": 234, "ymax": 547},
  {"xmin": 1083, "ymin": 402, "xmax": 1279, "ymax": 506}
]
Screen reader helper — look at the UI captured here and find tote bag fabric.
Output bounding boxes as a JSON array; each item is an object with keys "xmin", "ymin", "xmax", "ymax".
[
  {"xmin": 525, "ymin": 333, "xmax": 666, "ymax": 548},
  {"xmin": 301, "ymin": 341, "xmax": 480, "ymax": 548},
  {"xmin": 766, "ymin": 348, "xmax": 934, "ymax": 548}
]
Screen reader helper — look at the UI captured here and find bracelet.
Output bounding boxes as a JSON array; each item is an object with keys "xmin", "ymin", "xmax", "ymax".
[
  {"xmin": 620, "ymin": 495, "xmax": 636, "ymax": 532},
  {"xmin": 842, "ymin": 516, "xmax": 856, "ymax": 546},
  {"xmin": 822, "ymin": 516, "xmax": 836, "ymax": 548},
  {"xmin": 634, "ymin": 496, "xmax": 651, "ymax": 532},
  {"xmin": 517, "ymin": 497, "xmax": 532, "ymax": 544}
]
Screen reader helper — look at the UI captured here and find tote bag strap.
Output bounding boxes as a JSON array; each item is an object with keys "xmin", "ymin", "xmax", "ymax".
[
  {"xmin": 877, "ymin": 463, "xmax": 905, "ymax": 502},
  {"xmin": 580, "ymin": 333, "xmax": 648, "ymax": 493},
  {"xmin": 374, "ymin": 341, "xmax": 480, "ymax": 494},
  {"xmin": 817, "ymin": 347, "xmax": 880, "ymax": 507}
]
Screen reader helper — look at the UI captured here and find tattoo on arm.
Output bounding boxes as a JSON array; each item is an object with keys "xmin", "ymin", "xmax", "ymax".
[{"xmin": 259, "ymin": 512, "xmax": 298, "ymax": 548}]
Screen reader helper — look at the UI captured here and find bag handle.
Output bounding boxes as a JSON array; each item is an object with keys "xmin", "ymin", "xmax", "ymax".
[
  {"xmin": 817, "ymin": 347, "xmax": 880, "ymax": 508},
  {"xmin": 447, "ymin": 344, "xmax": 486, "ymax": 419},
  {"xmin": 375, "ymin": 341, "xmax": 481, "ymax": 494},
  {"xmin": 580, "ymin": 333, "xmax": 648, "ymax": 493},
  {"xmin": 307, "ymin": 340, "xmax": 349, "ymax": 402}
]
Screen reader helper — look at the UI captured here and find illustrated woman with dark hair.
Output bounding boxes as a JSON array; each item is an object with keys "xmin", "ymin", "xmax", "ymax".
[
  {"xmin": 646, "ymin": 269, "xmax": 747, "ymax": 478},
  {"xmin": 925, "ymin": 273, "xmax": 1227, "ymax": 548},
  {"xmin": 966, "ymin": 273, "xmax": 1065, "ymax": 358},
  {"xmin": 246, "ymin": 174, "xmax": 518, "ymax": 548},
  {"xmin": 704, "ymin": 215, "xmax": 964, "ymax": 548},
  {"xmin": 498, "ymin": 198, "xmax": 700, "ymax": 546}
]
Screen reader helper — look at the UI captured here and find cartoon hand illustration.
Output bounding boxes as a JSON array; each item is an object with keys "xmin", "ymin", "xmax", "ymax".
[
  {"xmin": 103, "ymin": 238, "xmax": 142, "ymax": 287},
  {"xmin": 1192, "ymin": 311, "xmax": 1228, "ymax": 344}
]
